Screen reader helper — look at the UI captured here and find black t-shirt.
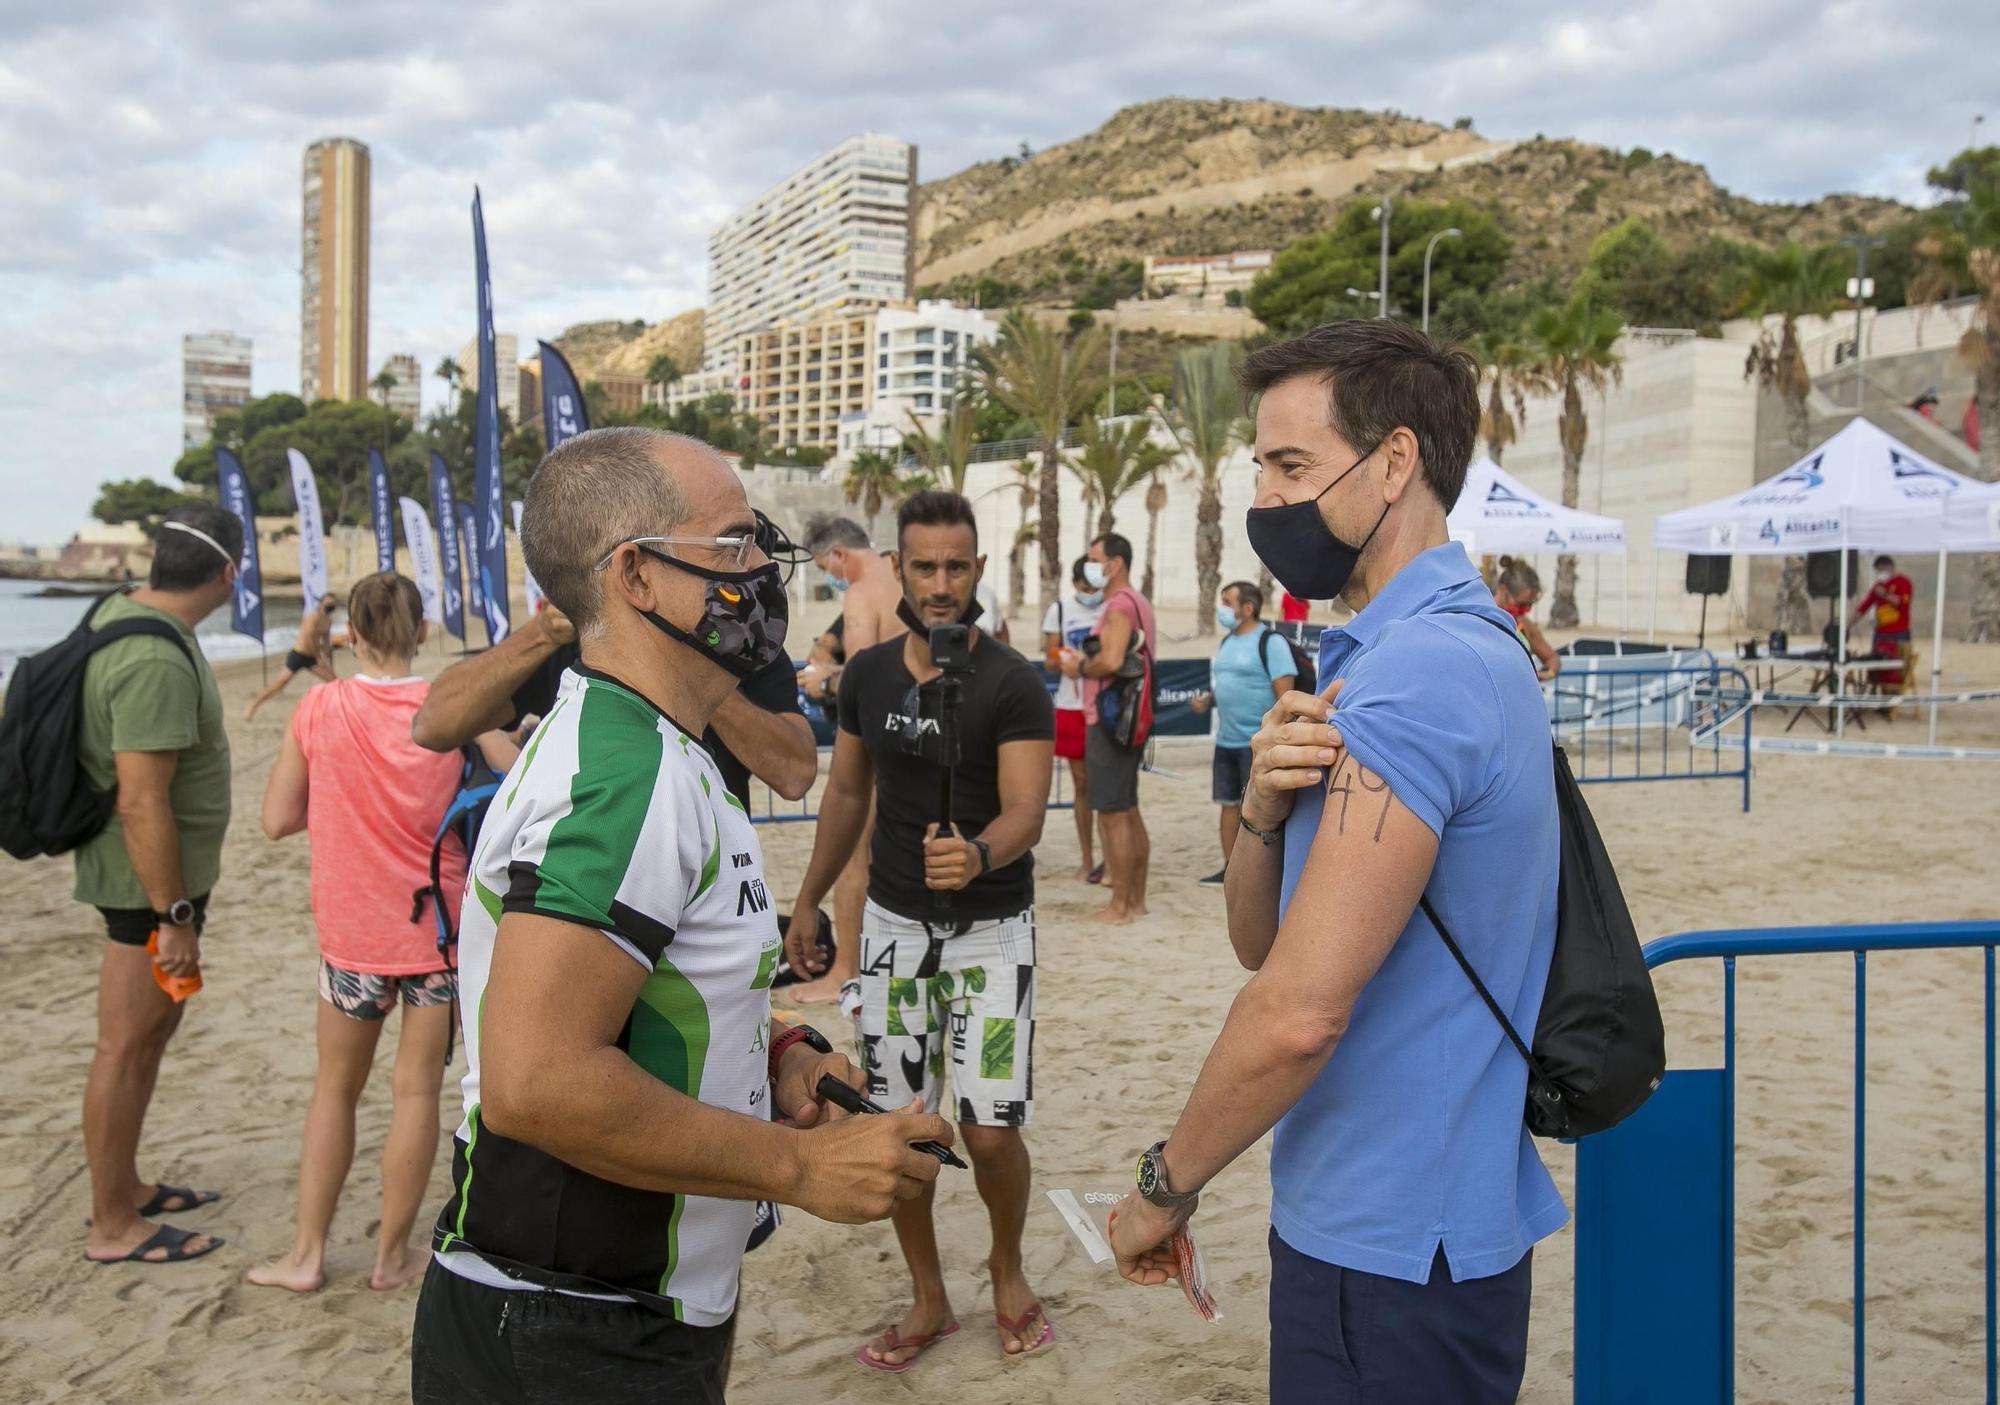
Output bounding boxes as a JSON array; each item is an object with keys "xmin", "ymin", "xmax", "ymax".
[
  {"xmin": 836, "ymin": 630, "xmax": 1054, "ymax": 922},
  {"xmin": 510, "ymin": 644, "xmax": 802, "ymax": 808}
]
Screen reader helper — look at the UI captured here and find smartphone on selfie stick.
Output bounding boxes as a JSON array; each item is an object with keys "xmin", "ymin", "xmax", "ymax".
[{"xmin": 927, "ymin": 624, "xmax": 973, "ymax": 914}]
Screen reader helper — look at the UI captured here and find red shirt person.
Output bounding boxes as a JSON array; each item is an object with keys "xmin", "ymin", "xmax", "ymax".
[{"xmin": 1854, "ymin": 554, "xmax": 1915, "ymax": 686}]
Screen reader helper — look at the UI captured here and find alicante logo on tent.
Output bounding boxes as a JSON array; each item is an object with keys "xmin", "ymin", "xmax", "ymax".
[
  {"xmin": 1485, "ymin": 481, "xmax": 1548, "ymax": 516},
  {"xmin": 1759, "ymin": 519, "xmax": 1782, "ymax": 544},
  {"xmin": 1889, "ymin": 450, "xmax": 1959, "ymax": 497},
  {"xmin": 1743, "ymin": 454, "xmax": 1825, "ymax": 506},
  {"xmin": 1543, "ymin": 529, "xmax": 1567, "ymax": 547}
]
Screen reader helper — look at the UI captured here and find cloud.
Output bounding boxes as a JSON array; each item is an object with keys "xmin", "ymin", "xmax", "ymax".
[{"xmin": 0, "ymin": 0, "xmax": 1991, "ymax": 541}]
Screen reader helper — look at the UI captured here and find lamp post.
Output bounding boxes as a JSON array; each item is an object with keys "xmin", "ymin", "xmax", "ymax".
[
  {"xmin": 1840, "ymin": 234, "xmax": 1885, "ymax": 407},
  {"xmin": 1370, "ymin": 199, "xmax": 1393, "ymax": 318},
  {"xmin": 1421, "ymin": 227, "xmax": 1462, "ymax": 335}
]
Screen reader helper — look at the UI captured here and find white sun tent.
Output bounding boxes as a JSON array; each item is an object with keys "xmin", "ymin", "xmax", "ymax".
[
  {"xmin": 1654, "ymin": 418, "xmax": 1977, "ymax": 557},
  {"xmin": 1654, "ymin": 418, "xmax": 1989, "ymax": 739},
  {"xmin": 1943, "ymin": 477, "xmax": 2000, "ymax": 551},
  {"xmin": 1448, "ymin": 456, "xmax": 1628, "ymax": 555}
]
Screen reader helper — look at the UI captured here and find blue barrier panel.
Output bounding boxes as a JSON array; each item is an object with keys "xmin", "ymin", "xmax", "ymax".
[
  {"xmin": 1549, "ymin": 662, "xmax": 1753, "ymax": 812},
  {"xmin": 1574, "ymin": 921, "xmax": 2000, "ymax": 1405}
]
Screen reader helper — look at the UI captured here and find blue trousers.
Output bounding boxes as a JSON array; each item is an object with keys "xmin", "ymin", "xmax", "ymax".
[{"xmin": 1268, "ymin": 1229, "xmax": 1532, "ymax": 1405}]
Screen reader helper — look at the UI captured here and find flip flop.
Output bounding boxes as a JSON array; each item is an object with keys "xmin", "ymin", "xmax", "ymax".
[
  {"xmin": 86, "ymin": 1224, "xmax": 225, "ymax": 1266},
  {"xmin": 855, "ymin": 1320, "xmax": 960, "ymax": 1374},
  {"xmin": 1087, "ymin": 864, "xmax": 1105, "ymax": 885},
  {"xmin": 138, "ymin": 1183, "xmax": 221, "ymax": 1217},
  {"xmin": 84, "ymin": 1183, "xmax": 222, "ymax": 1227},
  {"xmin": 997, "ymin": 1303, "xmax": 1056, "ymax": 1360}
]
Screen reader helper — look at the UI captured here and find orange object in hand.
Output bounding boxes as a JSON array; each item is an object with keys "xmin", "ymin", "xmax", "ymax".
[{"xmin": 145, "ymin": 931, "xmax": 203, "ymax": 1003}]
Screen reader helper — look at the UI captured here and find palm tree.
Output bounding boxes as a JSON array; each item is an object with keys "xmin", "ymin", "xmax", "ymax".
[
  {"xmin": 842, "ymin": 449, "xmax": 901, "ymax": 540},
  {"xmin": 1070, "ymin": 415, "xmax": 1172, "ymax": 546},
  {"xmin": 1737, "ymin": 242, "xmax": 1847, "ymax": 633},
  {"xmin": 737, "ymin": 413, "xmax": 770, "ymax": 472},
  {"xmin": 1141, "ymin": 468, "xmax": 1169, "ymax": 601},
  {"xmin": 1008, "ymin": 520, "xmax": 1039, "ymax": 613},
  {"xmin": 371, "ymin": 367, "xmax": 398, "ymax": 406},
  {"xmin": 1165, "ymin": 342, "xmax": 1245, "ymax": 636},
  {"xmin": 904, "ymin": 393, "xmax": 979, "ymax": 495},
  {"xmin": 646, "ymin": 353, "xmax": 682, "ymax": 389},
  {"xmin": 978, "ymin": 311, "xmax": 1104, "ymax": 618},
  {"xmin": 1521, "ymin": 294, "xmax": 1625, "ymax": 628},
  {"xmin": 1470, "ymin": 330, "xmax": 1530, "ymax": 465},
  {"xmin": 434, "ymin": 355, "xmax": 463, "ymax": 409},
  {"xmin": 1911, "ymin": 182, "xmax": 2000, "ymax": 636}
]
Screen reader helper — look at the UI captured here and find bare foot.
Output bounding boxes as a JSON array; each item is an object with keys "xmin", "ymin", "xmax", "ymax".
[
  {"xmin": 1129, "ymin": 901, "xmax": 1150, "ymax": 918},
  {"xmin": 246, "ymin": 1251, "xmax": 325, "ymax": 1293},
  {"xmin": 1087, "ymin": 905, "xmax": 1133, "ymax": 927},
  {"xmin": 991, "ymin": 1263, "xmax": 1052, "ymax": 1356},
  {"xmin": 860, "ymin": 1298, "xmax": 958, "ymax": 1369},
  {"xmin": 86, "ymin": 1217, "xmax": 220, "ymax": 1263},
  {"xmin": 370, "ymin": 1242, "xmax": 425, "ymax": 1291},
  {"xmin": 784, "ymin": 974, "xmax": 847, "ymax": 1006}
]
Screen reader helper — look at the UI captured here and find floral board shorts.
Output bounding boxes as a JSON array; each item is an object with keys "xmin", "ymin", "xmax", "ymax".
[
  {"xmin": 856, "ymin": 899, "xmax": 1036, "ymax": 1128},
  {"xmin": 318, "ymin": 958, "xmax": 457, "ymax": 1021}
]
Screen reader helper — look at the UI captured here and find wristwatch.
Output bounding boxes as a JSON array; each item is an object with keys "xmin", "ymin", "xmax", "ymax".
[
  {"xmin": 1135, "ymin": 1141, "xmax": 1200, "ymax": 1210},
  {"xmin": 970, "ymin": 838, "xmax": 993, "ymax": 877},
  {"xmin": 156, "ymin": 898, "xmax": 196, "ymax": 929},
  {"xmin": 767, "ymin": 1022, "xmax": 832, "ymax": 1082}
]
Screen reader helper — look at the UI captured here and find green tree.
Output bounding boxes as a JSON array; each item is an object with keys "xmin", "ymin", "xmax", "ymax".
[
  {"xmin": 904, "ymin": 393, "xmax": 980, "ymax": 494},
  {"xmin": 1248, "ymin": 199, "xmax": 1510, "ymax": 334},
  {"xmin": 1469, "ymin": 329, "xmax": 1531, "ymax": 466},
  {"xmin": 1140, "ymin": 467, "xmax": 1170, "ymax": 602},
  {"xmin": 646, "ymin": 353, "xmax": 681, "ymax": 387},
  {"xmin": 1165, "ymin": 343, "xmax": 1245, "ymax": 636},
  {"xmin": 1579, "ymin": 219, "xmax": 1753, "ymax": 333},
  {"xmin": 1521, "ymin": 293, "xmax": 1625, "ymax": 628},
  {"xmin": 842, "ymin": 449, "xmax": 901, "ymax": 539},
  {"xmin": 978, "ymin": 311, "xmax": 1104, "ymax": 617},
  {"xmin": 92, "ymin": 478, "xmax": 204, "ymax": 526},
  {"xmin": 1069, "ymin": 415, "xmax": 1172, "ymax": 549},
  {"xmin": 371, "ymin": 366, "xmax": 398, "ymax": 403},
  {"xmin": 434, "ymin": 356, "xmax": 463, "ymax": 406},
  {"xmin": 1738, "ymin": 241, "xmax": 1847, "ymax": 632},
  {"xmin": 1911, "ymin": 160, "xmax": 2000, "ymax": 636}
]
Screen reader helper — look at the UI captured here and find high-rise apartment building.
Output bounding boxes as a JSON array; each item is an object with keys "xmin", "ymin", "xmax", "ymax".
[
  {"xmin": 704, "ymin": 135, "xmax": 915, "ymax": 372},
  {"xmin": 376, "ymin": 353, "xmax": 422, "ymax": 422},
  {"xmin": 733, "ymin": 312, "xmax": 874, "ymax": 451},
  {"xmin": 182, "ymin": 331, "xmax": 253, "ymax": 449},
  {"xmin": 458, "ymin": 332, "xmax": 521, "ymax": 422},
  {"xmin": 300, "ymin": 137, "xmax": 371, "ymax": 403},
  {"xmin": 838, "ymin": 302, "xmax": 997, "ymax": 457}
]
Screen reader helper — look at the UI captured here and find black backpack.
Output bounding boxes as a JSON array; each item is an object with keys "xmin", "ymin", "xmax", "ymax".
[
  {"xmin": 1419, "ymin": 615, "xmax": 1667, "ymax": 1139},
  {"xmin": 1260, "ymin": 624, "xmax": 1317, "ymax": 694},
  {"xmin": 410, "ymin": 746, "xmax": 502, "ymax": 967},
  {"xmin": 1, "ymin": 592, "xmax": 198, "ymax": 861}
]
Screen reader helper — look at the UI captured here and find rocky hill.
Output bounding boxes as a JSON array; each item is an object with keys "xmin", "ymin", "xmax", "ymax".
[
  {"xmin": 912, "ymin": 97, "xmax": 1908, "ymax": 303},
  {"xmin": 548, "ymin": 308, "xmax": 705, "ymax": 385}
]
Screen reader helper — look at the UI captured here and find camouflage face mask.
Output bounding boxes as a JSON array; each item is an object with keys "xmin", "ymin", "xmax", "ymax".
[{"xmin": 636, "ymin": 546, "xmax": 790, "ymax": 680}]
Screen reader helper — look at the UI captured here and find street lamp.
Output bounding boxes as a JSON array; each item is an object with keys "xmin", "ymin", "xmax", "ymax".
[
  {"xmin": 1370, "ymin": 200, "xmax": 1393, "ymax": 318},
  {"xmin": 1421, "ymin": 227, "xmax": 1462, "ymax": 335}
]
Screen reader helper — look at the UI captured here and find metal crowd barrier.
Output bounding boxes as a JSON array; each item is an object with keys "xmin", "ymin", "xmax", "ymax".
[
  {"xmin": 1548, "ymin": 662, "xmax": 1755, "ymax": 812},
  {"xmin": 1573, "ymin": 920, "xmax": 2000, "ymax": 1404}
]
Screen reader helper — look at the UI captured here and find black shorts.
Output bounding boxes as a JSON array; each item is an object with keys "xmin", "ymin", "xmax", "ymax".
[
  {"xmin": 1212, "ymin": 745, "xmax": 1253, "ymax": 805},
  {"xmin": 1085, "ymin": 723, "xmax": 1143, "ymax": 813},
  {"xmin": 97, "ymin": 894, "xmax": 209, "ymax": 948},
  {"xmin": 285, "ymin": 649, "xmax": 317, "ymax": 674},
  {"xmin": 411, "ymin": 1260, "xmax": 733, "ymax": 1405}
]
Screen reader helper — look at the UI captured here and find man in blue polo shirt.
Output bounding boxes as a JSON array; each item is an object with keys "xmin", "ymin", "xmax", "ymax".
[{"xmin": 1109, "ymin": 319, "xmax": 1563, "ymax": 1404}]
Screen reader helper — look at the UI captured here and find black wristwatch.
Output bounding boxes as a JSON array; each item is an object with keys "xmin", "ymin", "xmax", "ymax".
[
  {"xmin": 1135, "ymin": 1140, "xmax": 1200, "ymax": 1210},
  {"xmin": 970, "ymin": 838, "xmax": 993, "ymax": 877},
  {"xmin": 156, "ymin": 898, "xmax": 196, "ymax": 928}
]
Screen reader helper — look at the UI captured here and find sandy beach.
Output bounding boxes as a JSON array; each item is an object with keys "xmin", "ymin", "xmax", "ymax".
[{"xmin": 3, "ymin": 623, "xmax": 1997, "ymax": 1405}]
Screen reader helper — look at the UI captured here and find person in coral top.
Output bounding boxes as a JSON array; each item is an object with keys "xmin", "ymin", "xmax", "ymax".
[
  {"xmin": 246, "ymin": 572, "xmax": 512, "ymax": 1294},
  {"xmin": 1853, "ymin": 554, "xmax": 1915, "ymax": 687}
]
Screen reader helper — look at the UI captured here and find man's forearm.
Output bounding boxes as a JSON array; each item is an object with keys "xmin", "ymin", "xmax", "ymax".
[
  {"xmin": 794, "ymin": 779, "xmax": 871, "ymax": 909},
  {"xmin": 1222, "ymin": 826, "xmax": 1283, "ymax": 969},
  {"xmin": 1159, "ymin": 973, "xmax": 1340, "ymax": 1193},
  {"xmin": 412, "ymin": 625, "xmax": 559, "ymax": 750},
  {"xmin": 487, "ymin": 1044, "xmax": 806, "ymax": 1203},
  {"xmin": 974, "ymin": 801, "xmax": 1045, "ymax": 871},
  {"xmin": 711, "ymin": 693, "xmax": 818, "ymax": 801},
  {"xmin": 119, "ymin": 795, "xmax": 187, "ymax": 911}
]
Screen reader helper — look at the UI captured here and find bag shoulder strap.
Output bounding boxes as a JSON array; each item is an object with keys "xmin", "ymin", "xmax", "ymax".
[
  {"xmin": 86, "ymin": 617, "xmax": 199, "ymax": 674},
  {"xmin": 1418, "ymin": 894, "xmax": 1549, "ymax": 1079}
]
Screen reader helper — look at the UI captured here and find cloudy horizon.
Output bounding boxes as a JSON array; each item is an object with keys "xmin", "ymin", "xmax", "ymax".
[{"xmin": 0, "ymin": 0, "xmax": 1991, "ymax": 542}]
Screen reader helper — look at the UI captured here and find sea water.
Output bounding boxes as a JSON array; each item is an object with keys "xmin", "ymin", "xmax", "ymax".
[{"xmin": 0, "ymin": 578, "xmax": 304, "ymax": 689}]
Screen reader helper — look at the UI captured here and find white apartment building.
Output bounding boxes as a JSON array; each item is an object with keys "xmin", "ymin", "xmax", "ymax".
[
  {"xmin": 182, "ymin": 331, "xmax": 252, "ymax": 448},
  {"xmin": 1142, "ymin": 250, "xmax": 1273, "ymax": 304},
  {"xmin": 376, "ymin": 352, "xmax": 422, "ymax": 423},
  {"xmin": 838, "ymin": 301, "xmax": 998, "ymax": 457},
  {"xmin": 459, "ymin": 332, "xmax": 520, "ymax": 423},
  {"xmin": 704, "ymin": 135, "xmax": 915, "ymax": 372}
]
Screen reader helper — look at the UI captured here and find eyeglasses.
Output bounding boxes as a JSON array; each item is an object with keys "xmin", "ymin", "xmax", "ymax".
[{"xmin": 593, "ymin": 534, "xmax": 757, "ymax": 572}]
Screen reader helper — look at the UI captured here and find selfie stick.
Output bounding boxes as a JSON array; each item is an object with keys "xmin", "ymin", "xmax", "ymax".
[{"xmin": 933, "ymin": 669, "xmax": 961, "ymax": 914}]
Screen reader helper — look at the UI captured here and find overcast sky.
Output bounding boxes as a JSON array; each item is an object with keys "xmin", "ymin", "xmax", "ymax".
[{"xmin": 0, "ymin": 0, "xmax": 1991, "ymax": 542}]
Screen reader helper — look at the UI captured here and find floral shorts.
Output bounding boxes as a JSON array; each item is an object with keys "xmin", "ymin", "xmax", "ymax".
[{"xmin": 318, "ymin": 958, "xmax": 457, "ymax": 1021}]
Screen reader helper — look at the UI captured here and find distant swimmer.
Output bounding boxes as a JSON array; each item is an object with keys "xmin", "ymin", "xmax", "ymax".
[{"xmin": 242, "ymin": 593, "xmax": 340, "ymax": 721}]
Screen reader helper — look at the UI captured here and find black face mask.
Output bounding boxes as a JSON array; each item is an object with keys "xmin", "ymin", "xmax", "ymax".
[
  {"xmin": 894, "ymin": 593, "xmax": 983, "ymax": 641},
  {"xmin": 1244, "ymin": 441, "xmax": 1388, "ymax": 601},
  {"xmin": 637, "ymin": 546, "xmax": 789, "ymax": 679}
]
